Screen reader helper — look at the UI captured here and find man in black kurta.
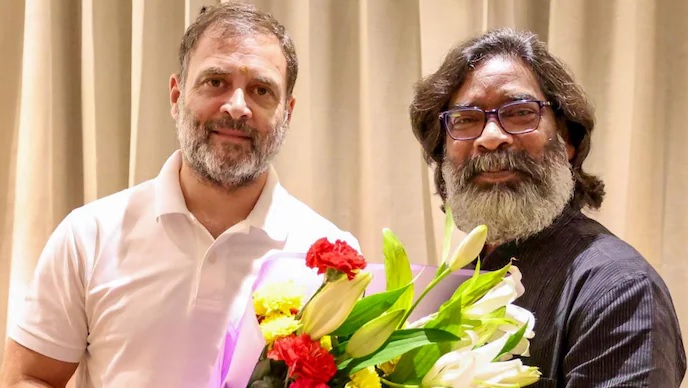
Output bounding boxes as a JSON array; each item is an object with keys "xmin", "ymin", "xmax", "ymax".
[
  {"xmin": 482, "ymin": 203, "xmax": 685, "ymax": 386},
  {"xmin": 409, "ymin": 27, "xmax": 686, "ymax": 387}
]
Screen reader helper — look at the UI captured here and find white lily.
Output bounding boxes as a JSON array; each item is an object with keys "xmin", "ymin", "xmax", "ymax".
[
  {"xmin": 471, "ymin": 332, "xmax": 511, "ymax": 364},
  {"xmin": 421, "ymin": 347, "xmax": 476, "ymax": 388},
  {"xmin": 452, "ymin": 330, "xmax": 479, "ymax": 351},
  {"xmin": 463, "ymin": 265, "xmax": 525, "ymax": 318},
  {"xmin": 480, "ymin": 308, "xmax": 534, "ymax": 361},
  {"xmin": 498, "ymin": 304, "xmax": 535, "ymax": 358},
  {"xmin": 423, "ymin": 334, "xmax": 540, "ymax": 387},
  {"xmin": 508, "ymin": 265, "xmax": 525, "ymax": 298},
  {"xmin": 501, "ymin": 304, "xmax": 535, "ymax": 338},
  {"xmin": 475, "ymin": 359, "xmax": 541, "ymax": 387}
]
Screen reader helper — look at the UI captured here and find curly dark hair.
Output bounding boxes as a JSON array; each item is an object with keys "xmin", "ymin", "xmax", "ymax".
[
  {"xmin": 178, "ymin": 2, "xmax": 298, "ymax": 96},
  {"xmin": 410, "ymin": 28, "xmax": 604, "ymax": 211}
]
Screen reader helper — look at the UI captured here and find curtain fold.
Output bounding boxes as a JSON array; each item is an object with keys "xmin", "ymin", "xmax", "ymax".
[
  {"xmin": 81, "ymin": 0, "xmax": 132, "ymax": 201},
  {"xmin": 0, "ymin": 0, "xmax": 25, "ymax": 355},
  {"xmin": 6, "ymin": 0, "xmax": 84, "ymax": 341},
  {"xmin": 1, "ymin": 3, "xmax": 686, "ymax": 384},
  {"xmin": 129, "ymin": 0, "xmax": 184, "ymax": 185}
]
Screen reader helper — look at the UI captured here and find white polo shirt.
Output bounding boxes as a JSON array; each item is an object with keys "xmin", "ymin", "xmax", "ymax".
[{"xmin": 9, "ymin": 151, "xmax": 359, "ymax": 388}]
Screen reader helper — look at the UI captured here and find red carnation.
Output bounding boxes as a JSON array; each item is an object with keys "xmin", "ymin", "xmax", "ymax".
[
  {"xmin": 290, "ymin": 378, "xmax": 329, "ymax": 388},
  {"xmin": 268, "ymin": 333, "xmax": 337, "ymax": 383},
  {"xmin": 306, "ymin": 238, "xmax": 367, "ymax": 280}
]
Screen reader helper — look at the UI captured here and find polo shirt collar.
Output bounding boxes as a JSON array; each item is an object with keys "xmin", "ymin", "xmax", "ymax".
[
  {"xmin": 244, "ymin": 166, "xmax": 290, "ymax": 242},
  {"xmin": 154, "ymin": 151, "xmax": 190, "ymax": 219},
  {"xmin": 154, "ymin": 150, "xmax": 289, "ymax": 242}
]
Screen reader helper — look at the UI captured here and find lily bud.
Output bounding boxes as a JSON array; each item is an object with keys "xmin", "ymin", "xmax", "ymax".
[
  {"xmin": 300, "ymin": 271, "xmax": 372, "ymax": 340},
  {"xmin": 345, "ymin": 309, "xmax": 405, "ymax": 358},
  {"xmin": 448, "ymin": 225, "xmax": 488, "ymax": 272}
]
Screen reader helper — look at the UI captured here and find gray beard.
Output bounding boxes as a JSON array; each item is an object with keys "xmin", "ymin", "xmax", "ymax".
[
  {"xmin": 176, "ymin": 101, "xmax": 287, "ymax": 189},
  {"xmin": 442, "ymin": 136, "xmax": 574, "ymax": 245}
]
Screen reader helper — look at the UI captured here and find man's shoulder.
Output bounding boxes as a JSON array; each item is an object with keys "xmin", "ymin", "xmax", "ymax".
[
  {"xmin": 562, "ymin": 217, "xmax": 668, "ymax": 299},
  {"xmin": 64, "ymin": 178, "xmax": 157, "ymax": 235},
  {"xmin": 569, "ymin": 230, "xmax": 653, "ymax": 279},
  {"xmin": 555, "ymin": 211, "xmax": 648, "ymax": 273},
  {"xmin": 277, "ymin": 188, "xmax": 360, "ymax": 250}
]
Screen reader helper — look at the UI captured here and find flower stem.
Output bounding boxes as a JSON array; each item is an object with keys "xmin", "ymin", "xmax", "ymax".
[
  {"xmin": 399, "ymin": 268, "xmax": 451, "ymax": 328},
  {"xmin": 284, "ymin": 367, "xmax": 293, "ymax": 387}
]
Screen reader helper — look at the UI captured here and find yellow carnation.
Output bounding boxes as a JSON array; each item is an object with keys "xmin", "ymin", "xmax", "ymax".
[
  {"xmin": 320, "ymin": 335, "xmax": 333, "ymax": 351},
  {"xmin": 253, "ymin": 281, "xmax": 304, "ymax": 317},
  {"xmin": 345, "ymin": 366, "xmax": 381, "ymax": 388},
  {"xmin": 259, "ymin": 313, "xmax": 301, "ymax": 344}
]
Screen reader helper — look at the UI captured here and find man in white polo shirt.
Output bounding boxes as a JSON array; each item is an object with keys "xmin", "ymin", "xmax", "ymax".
[{"xmin": 0, "ymin": 3, "xmax": 358, "ymax": 387}]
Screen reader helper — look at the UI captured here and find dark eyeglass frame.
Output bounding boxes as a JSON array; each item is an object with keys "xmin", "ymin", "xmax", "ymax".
[{"xmin": 439, "ymin": 99, "xmax": 552, "ymax": 141}]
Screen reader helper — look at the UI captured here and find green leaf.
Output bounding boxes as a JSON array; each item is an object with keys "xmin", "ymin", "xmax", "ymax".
[
  {"xmin": 337, "ymin": 328, "xmax": 459, "ymax": 374},
  {"xmin": 495, "ymin": 322, "xmax": 528, "ymax": 361},
  {"xmin": 428, "ymin": 294, "xmax": 463, "ymax": 335},
  {"xmin": 387, "ymin": 295, "xmax": 464, "ymax": 383},
  {"xmin": 330, "ymin": 282, "xmax": 413, "ymax": 336},
  {"xmin": 436, "ymin": 207, "xmax": 455, "ymax": 277},
  {"xmin": 453, "ymin": 261, "xmax": 511, "ymax": 308},
  {"xmin": 454, "ymin": 257, "xmax": 482, "ymax": 301},
  {"xmin": 386, "ymin": 342, "xmax": 450, "ymax": 384},
  {"xmin": 383, "ymin": 229, "xmax": 414, "ymax": 313}
]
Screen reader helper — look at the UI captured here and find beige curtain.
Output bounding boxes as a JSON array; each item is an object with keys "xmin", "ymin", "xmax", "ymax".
[{"xmin": 1, "ymin": 0, "xmax": 686, "ymax": 383}]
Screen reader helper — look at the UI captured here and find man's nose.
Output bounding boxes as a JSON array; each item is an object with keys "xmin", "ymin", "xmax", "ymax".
[
  {"xmin": 221, "ymin": 89, "xmax": 252, "ymax": 120},
  {"xmin": 473, "ymin": 117, "xmax": 513, "ymax": 152}
]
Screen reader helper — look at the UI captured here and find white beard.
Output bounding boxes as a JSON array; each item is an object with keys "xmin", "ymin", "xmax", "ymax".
[{"xmin": 443, "ymin": 136, "xmax": 574, "ymax": 244}]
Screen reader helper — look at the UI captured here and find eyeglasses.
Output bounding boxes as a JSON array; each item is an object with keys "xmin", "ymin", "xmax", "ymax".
[{"xmin": 439, "ymin": 100, "xmax": 552, "ymax": 140}]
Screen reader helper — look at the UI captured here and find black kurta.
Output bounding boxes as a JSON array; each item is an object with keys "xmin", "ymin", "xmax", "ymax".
[{"xmin": 480, "ymin": 205, "xmax": 686, "ymax": 387}]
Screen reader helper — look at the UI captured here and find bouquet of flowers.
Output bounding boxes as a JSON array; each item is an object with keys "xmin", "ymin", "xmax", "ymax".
[{"xmin": 247, "ymin": 210, "xmax": 540, "ymax": 387}]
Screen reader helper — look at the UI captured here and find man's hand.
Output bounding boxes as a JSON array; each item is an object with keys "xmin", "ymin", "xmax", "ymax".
[{"xmin": 0, "ymin": 339, "xmax": 78, "ymax": 388}]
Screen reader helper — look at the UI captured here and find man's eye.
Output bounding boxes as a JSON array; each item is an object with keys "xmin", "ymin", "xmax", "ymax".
[
  {"xmin": 514, "ymin": 109, "xmax": 535, "ymax": 116},
  {"xmin": 206, "ymin": 79, "xmax": 223, "ymax": 88},
  {"xmin": 255, "ymin": 86, "xmax": 270, "ymax": 96},
  {"xmin": 503, "ymin": 108, "xmax": 536, "ymax": 117}
]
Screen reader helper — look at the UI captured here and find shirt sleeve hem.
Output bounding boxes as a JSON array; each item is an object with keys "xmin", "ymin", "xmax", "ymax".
[{"xmin": 8, "ymin": 325, "xmax": 84, "ymax": 363}]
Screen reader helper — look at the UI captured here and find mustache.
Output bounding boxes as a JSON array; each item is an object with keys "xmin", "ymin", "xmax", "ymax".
[
  {"xmin": 203, "ymin": 117, "xmax": 257, "ymax": 136},
  {"xmin": 457, "ymin": 149, "xmax": 548, "ymax": 186}
]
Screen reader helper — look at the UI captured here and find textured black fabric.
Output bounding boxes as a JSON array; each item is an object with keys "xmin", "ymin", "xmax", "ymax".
[{"xmin": 480, "ymin": 205, "xmax": 687, "ymax": 387}]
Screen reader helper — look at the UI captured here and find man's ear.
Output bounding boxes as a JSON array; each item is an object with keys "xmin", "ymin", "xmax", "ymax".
[
  {"xmin": 170, "ymin": 74, "xmax": 182, "ymax": 120},
  {"xmin": 285, "ymin": 95, "xmax": 296, "ymax": 123},
  {"xmin": 566, "ymin": 142, "xmax": 575, "ymax": 161},
  {"xmin": 556, "ymin": 118, "xmax": 576, "ymax": 161}
]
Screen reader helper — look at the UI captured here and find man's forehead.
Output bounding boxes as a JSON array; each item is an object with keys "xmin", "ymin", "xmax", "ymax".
[
  {"xmin": 202, "ymin": 28, "xmax": 279, "ymax": 51},
  {"xmin": 471, "ymin": 56, "xmax": 535, "ymax": 78},
  {"xmin": 188, "ymin": 31, "xmax": 286, "ymax": 81},
  {"xmin": 452, "ymin": 56, "xmax": 545, "ymax": 105}
]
